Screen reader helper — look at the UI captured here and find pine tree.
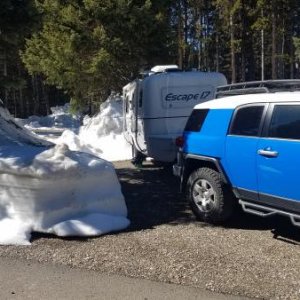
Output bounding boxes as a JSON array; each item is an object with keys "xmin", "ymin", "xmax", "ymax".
[
  {"xmin": 22, "ymin": 0, "xmax": 173, "ymax": 111},
  {"xmin": 0, "ymin": 0, "xmax": 38, "ymax": 116}
]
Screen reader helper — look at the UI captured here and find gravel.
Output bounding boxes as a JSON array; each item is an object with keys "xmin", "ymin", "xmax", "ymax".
[{"xmin": 0, "ymin": 160, "xmax": 300, "ymax": 299}]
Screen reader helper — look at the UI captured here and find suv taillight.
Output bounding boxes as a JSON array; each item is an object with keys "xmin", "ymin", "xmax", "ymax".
[{"xmin": 175, "ymin": 136, "xmax": 184, "ymax": 148}]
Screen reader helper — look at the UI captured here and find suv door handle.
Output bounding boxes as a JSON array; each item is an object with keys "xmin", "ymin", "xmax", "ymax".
[{"xmin": 257, "ymin": 149, "xmax": 278, "ymax": 158}]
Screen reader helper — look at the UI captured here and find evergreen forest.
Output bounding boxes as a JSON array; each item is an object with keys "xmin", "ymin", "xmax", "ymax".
[{"xmin": 1, "ymin": 0, "xmax": 300, "ymax": 116}]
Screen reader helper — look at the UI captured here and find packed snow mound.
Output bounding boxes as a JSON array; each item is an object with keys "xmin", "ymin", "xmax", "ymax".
[
  {"xmin": 17, "ymin": 103, "xmax": 81, "ymax": 131},
  {"xmin": 0, "ymin": 104, "xmax": 130, "ymax": 245},
  {"xmin": 55, "ymin": 94, "xmax": 132, "ymax": 161},
  {"xmin": 82, "ymin": 96, "xmax": 124, "ymax": 136},
  {"xmin": 0, "ymin": 103, "xmax": 52, "ymax": 148},
  {"xmin": 18, "ymin": 95, "xmax": 133, "ymax": 161}
]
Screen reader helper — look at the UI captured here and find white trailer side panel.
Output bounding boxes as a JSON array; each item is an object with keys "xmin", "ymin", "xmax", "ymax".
[{"xmin": 141, "ymin": 72, "xmax": 226, "ymax": 161}]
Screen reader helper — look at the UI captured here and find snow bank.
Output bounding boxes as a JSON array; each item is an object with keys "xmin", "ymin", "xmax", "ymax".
[
  {"xmin": 0, "ymin": 104, "xmax": 129, "ymax": 245},
  {"xmin": 17, "ymin": 103, "xmax": 81, "ymax": 131},
  {"xmin": 18, "ymin": 95, "xmax": 133, "ymax": 162},
  {"xmin": 55, "ymin": 95, "xmax": 132, "ymax": 161}
]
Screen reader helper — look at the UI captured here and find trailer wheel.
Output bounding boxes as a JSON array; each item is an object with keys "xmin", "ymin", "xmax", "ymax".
[{"xmin": 187, "ymin": 167, "xmax": 234, "ymax": 224}]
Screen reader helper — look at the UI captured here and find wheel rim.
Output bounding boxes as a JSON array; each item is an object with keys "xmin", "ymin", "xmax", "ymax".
[{"xmin": 192, "ymin": 179, "xmax": 216, "ymax": 212}]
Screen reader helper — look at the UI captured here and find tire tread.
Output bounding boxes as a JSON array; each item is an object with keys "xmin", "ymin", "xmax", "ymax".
[{"xmin": 187, "ymin": 167, "xmax": 234, "ymax": 224}]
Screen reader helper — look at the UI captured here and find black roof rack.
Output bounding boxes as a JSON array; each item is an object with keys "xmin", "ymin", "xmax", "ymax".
[{"xmin": 216, "ymin": 80, "xmax": 300, "ymax": 98}]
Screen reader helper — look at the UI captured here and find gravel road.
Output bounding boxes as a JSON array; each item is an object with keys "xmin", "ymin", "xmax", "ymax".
[{"xmin": 0, "ymin": 160, "xmax": 300, "ymax": 299}]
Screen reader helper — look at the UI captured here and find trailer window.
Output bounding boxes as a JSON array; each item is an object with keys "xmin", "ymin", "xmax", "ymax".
[{"xmin": 185, "ymin": 109, "xmax": 209, "ymax": 132}]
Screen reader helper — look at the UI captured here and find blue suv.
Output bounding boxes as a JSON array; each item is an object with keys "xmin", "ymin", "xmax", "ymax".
[{"xmin": 173, "ymin": 85, "xmax": 300, "ymax": 227}]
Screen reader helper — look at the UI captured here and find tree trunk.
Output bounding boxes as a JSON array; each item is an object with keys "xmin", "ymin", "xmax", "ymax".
[
  {"xmin": 32, "ymin": 75, "xmax": 40, "ymax": 115},
  {"xmin": 261, "ymin": 28, "xmax": 265, "ymax": 81},
  {"xmin": 42, "ymin": 83, "xmax": 50, "ymax": 115},
  {"xmin": 197, "ymin": 9, "xmax": 202, "ymax": 70},
  {"xmin": 177, "ymin": 4, "xmax": 183, "ymax": 69},
  {"xmin": 240, "ymin": 0, "xmax": 246, "ymax": 82},
  {"xmin": 183, "ymin": 0, "xmax": 188, "ymax": 69},
  {"xmin": 18, "ymin": 64, "xmax": 25, "ymax": 117},
  {"xmin": 280, "ymin": 32, "xmax": 285, "ymax": 79},
  {"xmin": 230, "ymin": 14, "xmax": 236, "ymax": 83},
  {"xmin": 13, "ymin": 90, "xmax": 17, "ymax": 117},
  {"xmin": 215, "ymin": 33, "xmax": 220, "ymax": 72},
  {"xmin": 271, "ymin": 0, "xmax": 277, "ymax": 79},
  {"xmin": 3, "ymin": 51, "xmax": 9, "ymax": 107},
  {"xmin": 290, "ymin": 39, "xmax": 295, "ymax": 79},
  {"xmin": 19, "ymin": 88, "xmax": 25, "ymax": 117}
]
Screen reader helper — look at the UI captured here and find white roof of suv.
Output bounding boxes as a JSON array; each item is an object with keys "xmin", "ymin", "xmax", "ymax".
[{"xmin": 194, "ymin": 92, "xmax": 300, "ymax": 110}]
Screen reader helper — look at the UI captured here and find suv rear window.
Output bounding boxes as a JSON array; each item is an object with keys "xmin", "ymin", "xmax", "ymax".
[
  {"xmin": 230, "ymin": 105, "xmax": 264, "ymax": 136},
  {"xmin": 268, "ymin": 105, "xmax": 300, "ymax": 140},
  {"xmin": 184, "ymin": 109, "xmax": 209, "ymax": 132}
]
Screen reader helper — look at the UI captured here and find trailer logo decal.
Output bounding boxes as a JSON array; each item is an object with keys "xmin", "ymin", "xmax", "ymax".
[{"xmin": 165, "ymin": 91, "xmax": 211, "ymax": 102}]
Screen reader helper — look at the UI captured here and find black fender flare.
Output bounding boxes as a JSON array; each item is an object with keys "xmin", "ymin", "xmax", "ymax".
[{"xmin": 181, "ymin": 154, "xmax": 231, "ymax": 191}]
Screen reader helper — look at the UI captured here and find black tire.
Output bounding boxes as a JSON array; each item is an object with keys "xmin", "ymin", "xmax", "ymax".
[{"xmin": 187, "ymin": 167, "xmax": 235, "ymax": 224}]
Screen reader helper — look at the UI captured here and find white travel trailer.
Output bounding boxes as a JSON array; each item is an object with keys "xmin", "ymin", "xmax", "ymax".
[{"xmin": 123, "ymin": 66, "xmax": 227, "ymax": 163}]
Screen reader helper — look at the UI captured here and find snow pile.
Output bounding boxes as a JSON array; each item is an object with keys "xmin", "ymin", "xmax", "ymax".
[
  {"xmin": 18, "ymin": 95, "xmax": 133, "ymax": 162},
  {"xmin": 82, "ymin": 96, "xmax": 124, "ymax": 135},
  {"xmin": 0, "ymin": 104, "xmax": 129, "ymax": 245},
  {"xmin": 0, "ymin": 104, "xmax": 51, "ymax": 148},
  {"xmin": 55, "ymin": 95, "xmax": 132, "ymax": 161},
  {"xmin": 17, "ymin": 103, "xmax": 81, "ymax": 131}
]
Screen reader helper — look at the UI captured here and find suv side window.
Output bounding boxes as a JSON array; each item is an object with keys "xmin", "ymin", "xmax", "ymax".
[
  {"xmin": 230, "ymin": 105, "xmax": 264, "ymax": 136},
  {"xmin": 185, "ymin": 109, "xmax": 209, "ymax": 132},
  {"xmin": 268, "ymin": 105, "xmax": 300, "ymax": 140}
]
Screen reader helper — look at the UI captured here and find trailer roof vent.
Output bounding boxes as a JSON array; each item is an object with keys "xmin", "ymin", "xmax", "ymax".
[{"xmin": 150, "ymin": 65, "xmax": 179, "ymax": 73}]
